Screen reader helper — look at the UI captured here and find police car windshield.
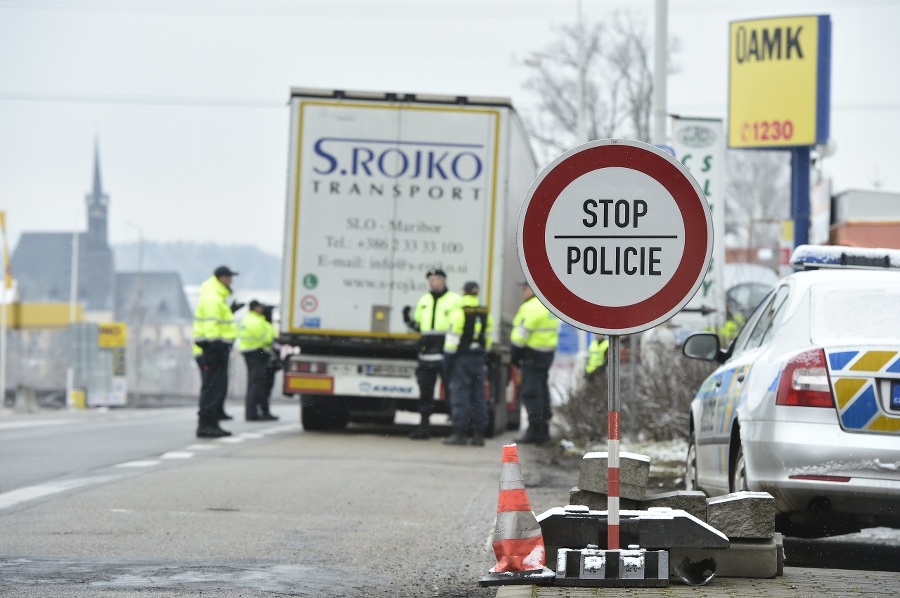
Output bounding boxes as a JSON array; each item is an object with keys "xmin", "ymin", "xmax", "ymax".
[{"xmin": 810, "ymin": 281, "xmax": 900, "ymax": 342}]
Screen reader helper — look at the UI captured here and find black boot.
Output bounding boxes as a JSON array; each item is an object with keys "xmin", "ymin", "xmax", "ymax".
[
  {"xmin": 533, "ymin": 421, "xmax": 551, "ymax": 445},
  {"xmin": 408, "ymin": 422, "xmax": 431, "ymax": 440},
  {"xmin": 470, "ymin": 433, "xmax": 485, "ymax": 447},
  {"xmin": 442, "ymin": 431, "xmax": 467, "ymax": 445},
  {"xmin": 197, "ymin": 417, "xmax": 228, "ymax": 438},
  {"xmin": 515, "ymin": 424, "xmax": 541, "ymax": 444}
]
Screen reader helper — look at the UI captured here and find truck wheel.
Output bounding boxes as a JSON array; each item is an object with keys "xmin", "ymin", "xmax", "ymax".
[
  {"xmin": 506, "ymin": 365, "xmax": 522, "ymax": 431},
  {"xmin": 506, "ymin": 405, "xmax": 521, "ymax": 431},
  {"xmin": 301, "ymin": 397, "xmax": 350, "ymax": 431},
  {"xmin": 328, "ymin": 403, "xmax": 350, "ymax": 429},
  {"xmin": 301, "ymin": 400, "xmax": 328, "ymax": 431},
  {"xmin": 301, "ymin": 403, "xmax": 324, "ymax": 431},
  {"xmin": 485, "ymin": 360, "xmax": 508, "ymax": 438},
  {"xmin": 350, "ymin": 413, "xmax": 396, "ymax": 425}
]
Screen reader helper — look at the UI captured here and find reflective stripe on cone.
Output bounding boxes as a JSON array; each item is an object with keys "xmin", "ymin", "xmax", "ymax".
[{"xmin": 489, "ymin": 443, "xmax": 546, "ymax": 573}]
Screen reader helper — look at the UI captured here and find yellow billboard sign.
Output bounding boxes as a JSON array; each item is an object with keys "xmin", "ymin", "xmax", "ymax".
[
  {"xmin": 728, "ymin": 15, "xmax": 831, "ymax": 148},
  {"xmin": 2, "ymin": 302, "xmax": 82, "ymax": 329},
  {"xmin": 98, "ymin": 322, "xmax": 128, "ymax": 348},
  {"xmin": 0, "ymin": 211, "xmax": 11, "ymax": 289}
]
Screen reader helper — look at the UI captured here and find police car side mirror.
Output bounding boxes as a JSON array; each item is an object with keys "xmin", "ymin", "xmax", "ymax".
[{"xmin": 682, "ymin": 332, "xmax": 721, "ymax": 362}]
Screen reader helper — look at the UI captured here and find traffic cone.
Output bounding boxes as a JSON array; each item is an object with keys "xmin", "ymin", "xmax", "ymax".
[{"xmin": 479, "ymin": 443, "xmax": 554, "ymax": 586}]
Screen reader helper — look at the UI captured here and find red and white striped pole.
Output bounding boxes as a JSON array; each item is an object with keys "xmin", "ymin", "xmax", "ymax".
[{"xmin": 607, "ymin": 334, "xmax": 621, "ymax": 550}]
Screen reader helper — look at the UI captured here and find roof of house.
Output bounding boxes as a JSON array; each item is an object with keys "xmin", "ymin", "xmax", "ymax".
[
  {"xmin": 11, "ymin": 231, "xmax": 115, "ymax": 311},
  {"xmin": 114, "ymin": 271, "xmax": 193, "ymax": 324}
]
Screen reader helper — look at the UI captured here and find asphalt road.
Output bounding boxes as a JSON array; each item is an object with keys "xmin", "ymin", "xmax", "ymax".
[
  {"xmin": 0, "ymin": 403, "xmax": 897, "ymax": 597},
  {"xmin": 0, "ymin": 403, "xmax": 508, "ymax": 597}
]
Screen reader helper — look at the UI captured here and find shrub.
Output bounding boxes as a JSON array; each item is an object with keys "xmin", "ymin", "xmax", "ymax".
[{"xmin": 556, "ymin": 343, "xmax": 717, "ymax": 445}]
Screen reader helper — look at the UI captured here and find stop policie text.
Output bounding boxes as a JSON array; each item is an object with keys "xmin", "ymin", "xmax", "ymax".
[{"xmin": 565, "ymin": 199, "xmax": 663, "ymax": 276}]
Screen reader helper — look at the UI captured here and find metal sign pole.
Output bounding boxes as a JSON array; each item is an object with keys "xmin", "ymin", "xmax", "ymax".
[{"xmin": 607, "ymin": 334, "xmax": 621, "ymax": 550}]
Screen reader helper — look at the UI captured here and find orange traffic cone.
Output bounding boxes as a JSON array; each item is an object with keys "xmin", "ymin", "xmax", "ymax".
[{"xmin": 480, "ymin": 443, "xmax": 554, "ymax": 586}]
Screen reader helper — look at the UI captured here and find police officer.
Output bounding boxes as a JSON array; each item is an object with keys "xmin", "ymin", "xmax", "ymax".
[
  {"xmin": 442, "ymin": 281, "xmax": 493, "ymax": 446},
  {"xmin": 238, "ymin": 300, "xmax": 279, "ymax": 421},
  {"xmin": 260, "ymin": 305, "xmax": 281, "ymax": 414},
  {"xmin": 718, "ymin": 310, "xmax": 745, "ymax": 346},
  {"xmin": 585, "ymin": 334, "xmax": 609, "ymax": 380},
  {"xmin": 402, "ymin": 267, "xmax": 461, "ymax": 440},
  {"xmin": 193, "ymin": 265, "xmax": 241, "ymax": 438},
  {"xmin": 510, "ymin": 282, "xmax": 559, "ymax": 444}
]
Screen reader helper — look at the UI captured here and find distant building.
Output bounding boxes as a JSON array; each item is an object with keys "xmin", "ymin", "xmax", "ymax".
[
  {"xmin": 12, "ymin": 143, "xmax": 115, "ymax": 319},
  {"xmin": 115, "ymin": 271, "xmax": 193, "ymax": 347},
  {"xmin": 830, "ymin": 189, "xmax": 900, "ymax": 249},
  {"xmin": 8, "ymin": 142, "xmax": 195, "ymax": 396}
]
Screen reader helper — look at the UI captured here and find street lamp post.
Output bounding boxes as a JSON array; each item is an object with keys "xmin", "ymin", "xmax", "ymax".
[
  {"xmin": 66, "ymin": 229, "xmax": 80, "ymax": 408},
  {"xmin": 127, "ymin": 222, "xmax": 143, "ymax": 406},
  {"xmin": 653, "ymin": 0, "xmax": 669, "ymax": 146},
  {"xmin": 0, "ymin": 211, "xmax": 11, "ymax": 407},
  {"xmin": 575, "ymin": 0, "xmax": 588, "ymax": 145}
]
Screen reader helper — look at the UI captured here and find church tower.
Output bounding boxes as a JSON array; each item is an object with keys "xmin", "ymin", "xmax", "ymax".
[{"xmin": 86, "ymin": 140, "xmax": 109, "ymax": 249}]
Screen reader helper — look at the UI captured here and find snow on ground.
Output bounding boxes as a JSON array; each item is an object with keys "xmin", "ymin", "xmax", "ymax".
[{"xmin": 576, "ymin": 438, "xmax": 689, "ymax": 483}]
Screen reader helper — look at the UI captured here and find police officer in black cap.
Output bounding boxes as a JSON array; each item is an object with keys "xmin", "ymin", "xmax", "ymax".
[
  {"xmin": 402, "ymin": 267, "xmax": 461, "ymax": 439},
  {"xmin": 193, "ymin": 265, "xmax": 244, "ymax": 438}
]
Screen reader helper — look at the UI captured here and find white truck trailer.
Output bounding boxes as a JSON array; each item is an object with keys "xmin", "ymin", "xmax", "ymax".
[{"xmin": 279, "ymin": 88, "xmax": 538, "ymax": 435}]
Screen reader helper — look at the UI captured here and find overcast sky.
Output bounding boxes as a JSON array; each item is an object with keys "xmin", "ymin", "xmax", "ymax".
[{"xmin": 1, "ymin": 0, "xmax": 898, "ymax": 257}]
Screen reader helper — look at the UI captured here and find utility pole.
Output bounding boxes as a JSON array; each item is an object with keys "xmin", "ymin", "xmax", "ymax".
[
  {"xmin": 575, "ymin": 0, "xmax": 589, "ymax": 145},
  {"xmin": 653, "ymin": 0, "xmax": 669, "ymax": 146},
  {"xmin": 127, "ymin": 222, "xmax": 144, "ymax": 407},
  {"xmin": 0, "ymin": 211, "xmax": 10, "ymax": 407},
  {"xmin": 66, "ymin": 229, "xmax": 80, "ymax": 408}
]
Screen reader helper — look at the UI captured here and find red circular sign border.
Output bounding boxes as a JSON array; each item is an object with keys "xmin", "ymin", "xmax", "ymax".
[
  {"xmin": 521, "ymin": 141, "xmax": 711, "ymax": 331},
  {"xmin": 300, "ymin": 294, "xmax": 319, "ymax": 313}
]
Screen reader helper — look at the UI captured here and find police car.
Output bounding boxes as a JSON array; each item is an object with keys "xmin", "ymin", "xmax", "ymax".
[{"xmin": 682, "ymin": 245, "xmax": 900, "ymax": 537}]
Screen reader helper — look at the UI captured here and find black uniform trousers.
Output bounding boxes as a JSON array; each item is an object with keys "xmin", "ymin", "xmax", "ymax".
[
  {"xmin": 263, "ymin": 361, "xmax": 277, "ymax": 402},
  {"xmin": 198, "ymin": 345, "xmax": 230, "ymax": 423},
  {"xmin": 519, "ymin": 351, "xmax": 555, "ymax": 425},
  {"xmin": 243, "ymin": 349, "xmax": 270, "ymax": 419},
  {"xmin": 415, "ymin": 360, "xmax": 445, "ymax": 419},
  {"xmin": 448, "ymin": 351, "xmax": 488, "ymax": 436}
]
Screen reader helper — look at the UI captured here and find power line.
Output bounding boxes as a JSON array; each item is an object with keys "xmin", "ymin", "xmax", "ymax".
[
  {"xmin": 0, "ymin": 0, "xmax": 580, "ymax": 18},
  {"xmin": 1, "ymin": 0, "xmax": 894, "ymax": 18},
  {"xmin": 3, "ymin": 91, "xmax": 899, "ymax": 113},
  {"xmin": 0, "ymin": 91, "xmax": 285, "ymax": 108}
]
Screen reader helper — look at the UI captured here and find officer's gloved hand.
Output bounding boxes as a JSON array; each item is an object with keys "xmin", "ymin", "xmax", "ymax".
[
  {"xmin": 230, "ymin": 300, "xmax": 246, "ymax": 313},
  {"xmin": 402, "ymin": 306, "xmax": 419, "ymax": 331}
]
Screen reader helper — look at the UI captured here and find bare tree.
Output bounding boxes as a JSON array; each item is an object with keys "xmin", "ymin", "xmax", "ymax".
[
  {"xmin": 521, "ymin": 12, "xmax": 672, "ymax": 161},
  {"xmin": 726, "ymin": 150, "xmax": 791, "ymax": 252}
]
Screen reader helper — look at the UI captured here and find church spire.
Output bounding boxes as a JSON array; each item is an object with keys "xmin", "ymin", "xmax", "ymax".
[
  {"xmin": 91, "ymin": 139, "xmax": 103, "ymax": 199},
  {"xmin": 85, "ymin": 138, "xmax": 109, "ymax": 248}
]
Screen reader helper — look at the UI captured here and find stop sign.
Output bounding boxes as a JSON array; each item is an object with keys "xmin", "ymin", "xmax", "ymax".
[{"xmin": 517, "ymin": 139, "xmax": 713, "ymax": 335}]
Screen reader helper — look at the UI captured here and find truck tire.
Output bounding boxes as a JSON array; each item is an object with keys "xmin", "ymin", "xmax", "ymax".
[
  {"xmin": 485, "ymin": 358, "xmax": 508, "ymax": 438},
  {"xmin": 300, "ymin": 396, "xmax": 350, "ymax": 431},
  {"xmin": 350, "ymin": 412, "xmax": 396, "ymax": 425},
  {"xmin": 506, "ymin": 365, "xmax": 522, "ymax": 431}
]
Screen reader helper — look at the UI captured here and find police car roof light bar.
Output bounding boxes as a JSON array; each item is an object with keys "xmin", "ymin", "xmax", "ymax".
[{"xmin": 790, "ymin": 245, "xmax": 900, "ymax": 271}]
